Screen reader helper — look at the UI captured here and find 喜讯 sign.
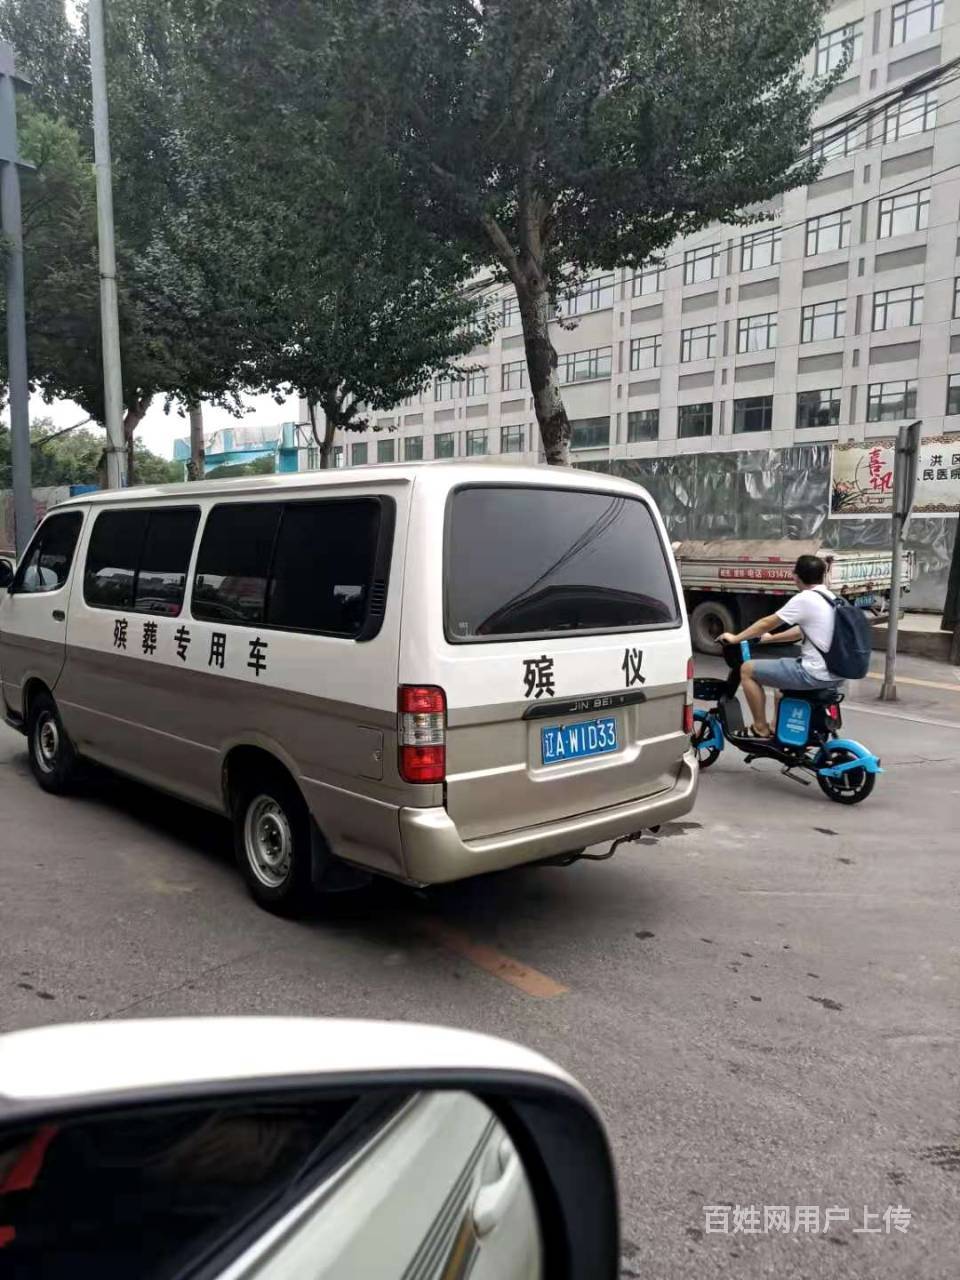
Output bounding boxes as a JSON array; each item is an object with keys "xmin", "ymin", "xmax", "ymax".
[{"xmin": 831, "ymin": 438, "xmax": 960, "ymax": 516}]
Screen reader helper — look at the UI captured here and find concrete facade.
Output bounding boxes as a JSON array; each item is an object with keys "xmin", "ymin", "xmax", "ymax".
[{"xmin": 302, "ymin": 0, "xmax": 960, "ymax": 472}]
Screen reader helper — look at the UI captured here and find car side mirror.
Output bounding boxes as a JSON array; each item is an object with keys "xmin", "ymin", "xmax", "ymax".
[
  {"xmin": 0, "ymin": 1017, "xmax": 620, "ymax": 1279},
  {"xmin": 0, "ymin": 558, "xmax": 14, "ymax": 589}
]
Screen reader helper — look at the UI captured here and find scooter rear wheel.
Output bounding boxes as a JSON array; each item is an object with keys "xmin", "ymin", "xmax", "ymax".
[
  {"xmin": 692, "ymin": 716, "xmax": 721, "ymax": 770},
  {"xmin": 816, "ymin": 747, "xmax": 875, "ymax": 805}
]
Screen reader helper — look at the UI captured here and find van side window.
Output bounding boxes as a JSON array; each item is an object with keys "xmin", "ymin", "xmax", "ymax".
[
  {"xmin": 11, "ymin": 512, "xmax": 83, "ymax": 595},
  {"xmin": 267, "ymin": 500, "xmax": 381, "ymax": 635},
  {"xmin": 192, "ymin": 504, "xmax": 281, "ymax": 624},
  {"xmin": 191, "ymin": 499, "xmax": 386, "ymax": 637},
  {"xmin": 84, "ymin": 508, "xmax": 200, "ymax": 615},
  {"xmin": 134, "ymin": 509, "xmax": 201, "ymax": 616}
]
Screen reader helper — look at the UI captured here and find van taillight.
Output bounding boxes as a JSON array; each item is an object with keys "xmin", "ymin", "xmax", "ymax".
[
  {"xmin": 398, "ymin": 685, "xmax": 447, "ymax": 784},
  {"xmin": 683, "ymin": 657, "xmax": 694, "ymax": 735}
]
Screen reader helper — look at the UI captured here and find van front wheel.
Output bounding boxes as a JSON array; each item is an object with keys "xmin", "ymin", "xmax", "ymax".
[
  {"xmin": 233, "ymin": 773, "xmax": 314, "ymax": 916},
  {"xmin": 27, "ymin": 692, "xmax": 79, "ymax": 794}
]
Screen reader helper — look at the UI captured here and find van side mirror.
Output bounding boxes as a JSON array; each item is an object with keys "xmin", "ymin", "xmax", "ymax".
[
  {"xmin": 0, "ymin": 558, "xmax": 14, "ymax": 589},
  {"xmin": 0, "ymin": 1017, "xmax": 620, "ymax": 1279}
]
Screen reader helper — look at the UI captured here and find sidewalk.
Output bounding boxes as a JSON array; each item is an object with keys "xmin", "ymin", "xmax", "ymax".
[{"xmin": 871, "ymin": 611, "xmax": 958, "ymax": 663}]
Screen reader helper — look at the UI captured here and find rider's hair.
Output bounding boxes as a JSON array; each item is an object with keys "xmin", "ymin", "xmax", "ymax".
[{"xmin": 794, "ymin": 554, "xmax": 826, "ymax": 586}]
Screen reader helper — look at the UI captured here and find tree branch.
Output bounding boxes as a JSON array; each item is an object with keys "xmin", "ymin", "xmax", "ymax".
[{"xmin": 481, "ymin": 212, "xmax": 522, "ymax": 286}]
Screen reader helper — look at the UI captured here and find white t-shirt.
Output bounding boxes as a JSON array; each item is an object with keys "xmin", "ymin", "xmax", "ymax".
[{"xmin": 776, "ymin": 588, "xmax": 836, "ymax": 679}]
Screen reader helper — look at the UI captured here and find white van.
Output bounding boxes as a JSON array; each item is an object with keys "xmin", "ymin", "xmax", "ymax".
[{"xmin": 0, "ymin": 464, "xmax": 697, "ymax": 913}]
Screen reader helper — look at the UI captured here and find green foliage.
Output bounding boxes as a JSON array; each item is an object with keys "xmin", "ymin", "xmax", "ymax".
[
  {"xmin": 0, "ymin": 417, "xmax": 180, "ymax": 487},
  {"xmin": 205, "ymin": 456, "xmax": 276, "ymax": 480}
]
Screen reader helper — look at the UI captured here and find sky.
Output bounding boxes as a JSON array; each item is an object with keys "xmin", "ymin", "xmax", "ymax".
[{"xmin": 10, "ymin": 390, "xmax": 299, "ymax": 458}]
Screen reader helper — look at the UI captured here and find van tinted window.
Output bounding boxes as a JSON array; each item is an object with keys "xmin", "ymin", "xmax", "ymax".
[
  {"xmin": 12, "ymin": 511, "xmax": 83, "ymax": 594},
  {"xmin": 85, "ymin": 509, "xmax": 199, "ymax": 614},
  {"xmin": 133, "ymin": 509, "xmax": 201, "ymax": 616},
  {"xmin": 84, "ymin": 510, "xmax": 149, "ymax": 609},
  {"xmin": 192, "ymin": 504, "xmax": 281, "ymax": 624},
  {"xmin": 445, "ymin": 486, "xmax": 679, "ymax": 640},
  {"xmin": 192, "ymin": 499, "xmax": 387, "ymax": 636},
  {"xmin": 267, "ymin": 500, "xmax": 382, "ymax": 635}
]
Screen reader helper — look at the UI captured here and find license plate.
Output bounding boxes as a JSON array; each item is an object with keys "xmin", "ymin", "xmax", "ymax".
[{"xmin": 541, "ymin": 717, "xmax": 618, "ymax": 766}]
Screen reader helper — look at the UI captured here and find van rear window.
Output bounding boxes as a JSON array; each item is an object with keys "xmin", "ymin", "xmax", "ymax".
[{"xmin": 445, "ymin": 486, "xmax": 679, "ymax": 641}]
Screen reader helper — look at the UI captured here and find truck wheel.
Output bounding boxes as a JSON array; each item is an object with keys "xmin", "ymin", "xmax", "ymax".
[
  {"xmin": 27, "ymin": 692, "xmax": 80, "ymax": 794},
  {"xmin": 689, "ymin": 600, "xmax": 736, "ymax": 654}
]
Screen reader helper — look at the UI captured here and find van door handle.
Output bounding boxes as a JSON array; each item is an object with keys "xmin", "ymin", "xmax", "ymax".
[
  {"xmin": 51, "ymin": 609, "xmax": 65, "ymax": 622},
  {"xmin": 472, "ymin": 1145, "xmax": 522, "ymax": 1237}
]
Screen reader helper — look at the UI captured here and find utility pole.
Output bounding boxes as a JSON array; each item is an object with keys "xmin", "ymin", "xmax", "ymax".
[
  {"xmin": 879, "ymin": 419, "xmax": 921, "ymax": 702},
  {"xmin": 187, "ymin": 403, "xmax": 205, "ymax": 480},
  {"xmin": 88, "ymin": 0, "xmax": 126, "ymax": 489},
  {"xmin": 0, "ymin": 42, "xmax": 34, "ymax": 556}
]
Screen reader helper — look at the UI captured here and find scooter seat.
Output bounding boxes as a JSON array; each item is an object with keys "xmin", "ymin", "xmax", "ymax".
[{"xmin": 788, "ymin": 687, "xmax": 841, "ymax": 706}]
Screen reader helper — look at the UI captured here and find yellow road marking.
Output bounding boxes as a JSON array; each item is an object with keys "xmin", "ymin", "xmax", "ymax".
[
  {"xmin": 865, "ymin": 671, "xmax": 960, "ymax": 694},
  {"xmin": 417, "ymin": 920, "xmax": 569, "ymax": 998}
]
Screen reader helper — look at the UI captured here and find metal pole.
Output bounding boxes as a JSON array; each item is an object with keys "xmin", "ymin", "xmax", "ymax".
[
  {"xmin": 88, "ymin": 0, "xmax": 126, "ymax": 489},
  {"xmin": 188, "ymin": 403, "xmax": 205, "ymax": 480},
  {"xmin": 0, "ymin": 45, "xmax": 33, "ymax": 555},
  {"xmin": 879, "ymin": 512, "xmax": 902, "ymax": 701}
]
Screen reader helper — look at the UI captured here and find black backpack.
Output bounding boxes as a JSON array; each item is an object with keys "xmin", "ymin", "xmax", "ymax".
[{"xmin": 811, "ymin": 589, "xmax": 873, "ymax": 679}]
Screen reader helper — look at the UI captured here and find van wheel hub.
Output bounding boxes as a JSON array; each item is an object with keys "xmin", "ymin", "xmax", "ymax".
[
  {"xmin": 35, "ymin": 714, "xmax": 59, "ymax": 772},
  {"xmin": 244, "ymin": 796, "xmax": 293, "ymax": 888}
]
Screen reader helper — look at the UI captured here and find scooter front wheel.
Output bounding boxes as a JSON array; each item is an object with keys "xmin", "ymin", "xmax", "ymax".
[
  {"xmin": 692, "ymin": 714, "xmax": 722, "ymax": 770},
  {"xmin": 816, "ymin": 747, "xmax": 876, "ymax": 805}
]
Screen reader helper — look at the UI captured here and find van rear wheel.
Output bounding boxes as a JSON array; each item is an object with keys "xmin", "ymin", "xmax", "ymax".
[
  {"xmin": 27, "ymin": 692, "xmax": 79, "ymax": 794},
  {"xmin": 232, "ymin": 771, "xmax": 315, "ymax": 916}
]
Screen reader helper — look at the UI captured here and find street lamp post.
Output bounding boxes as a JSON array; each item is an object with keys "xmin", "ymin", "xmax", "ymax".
[{"xmin": 88, "ymin": 0, "xmax": 126, "ymax": 489}]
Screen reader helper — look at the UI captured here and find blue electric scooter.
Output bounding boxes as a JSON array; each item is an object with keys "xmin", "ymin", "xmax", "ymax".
[{"xmin": 691, "ymin": 640, "xmax": 882, "ymax": 804}]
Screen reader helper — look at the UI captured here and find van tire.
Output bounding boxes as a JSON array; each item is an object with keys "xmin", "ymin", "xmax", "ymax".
[
  {"xmin": 27, "ymin": 692, "xmax": 79, "ymax": 794},
  {"xmin": 689, "ymin": 599, "xmax": 737, "ymax": 654},
  {"xmin": 232, "ymin": 769, "xmax": 315, "ymax": 916}
]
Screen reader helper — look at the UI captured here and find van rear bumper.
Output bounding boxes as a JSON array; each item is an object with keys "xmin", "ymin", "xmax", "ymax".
[{"xmin": 398, "ymin": 749, "xmax": 698, "ymax": 884}]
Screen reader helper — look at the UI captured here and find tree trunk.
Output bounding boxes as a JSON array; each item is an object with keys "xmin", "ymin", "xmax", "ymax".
[
  {"xmin": 517, "ymin": 280, "xmax": 570, "ymax": 465},
  {"xmin": 121, "ymin": 396, "xmax": 151, "ymax": 487},
  {"xmin": 186, "ymin": 402, "xmax": 205, "ymax": 481},
  {"xmin": 310, "ymin": 399, "xmax": 339, "ymax": 469}
]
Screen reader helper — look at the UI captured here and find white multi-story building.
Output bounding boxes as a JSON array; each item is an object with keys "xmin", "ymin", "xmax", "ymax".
[{"xmin": 304, "ymin": 0, "xmax": 960, "ymax": 472}]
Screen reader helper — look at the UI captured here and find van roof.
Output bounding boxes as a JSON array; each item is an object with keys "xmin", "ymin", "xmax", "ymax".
[{"xmin": 56, "ymin": 461, "xmax": 652, "ymax": 507}]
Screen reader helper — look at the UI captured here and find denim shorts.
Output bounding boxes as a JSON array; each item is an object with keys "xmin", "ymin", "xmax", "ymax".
[{"xmin": 750, "ymin": 657, "xmax": 841, "ymax": 691}]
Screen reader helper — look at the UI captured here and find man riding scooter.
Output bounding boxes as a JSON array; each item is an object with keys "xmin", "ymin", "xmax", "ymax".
[{"xmin": 719, "ymin": 554, "xmax": 843, "ymax": 739}]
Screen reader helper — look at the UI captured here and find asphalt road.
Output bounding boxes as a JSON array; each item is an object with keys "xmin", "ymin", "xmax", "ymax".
[{"xmin": 2, "ymin": 652, "xmax": 959, "ymax": 1279}]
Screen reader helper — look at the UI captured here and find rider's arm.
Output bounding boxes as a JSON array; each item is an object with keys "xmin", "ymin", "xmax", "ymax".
[
  {"xmin": 760, "ymin": 624, "xmax": 801, "ymax": 644},
  {"xmin": 723, "ymin": 612, "xmax": 783, "ymax": 644}
]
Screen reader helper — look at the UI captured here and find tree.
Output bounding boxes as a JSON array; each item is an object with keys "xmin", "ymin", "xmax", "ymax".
[
  {"xmin": 0, "ymin": 417, "xmax": 180, "ymax": 486},
  {"xmin": 345, "ymin": 0, "xmax": 839, "ymax": 462}
]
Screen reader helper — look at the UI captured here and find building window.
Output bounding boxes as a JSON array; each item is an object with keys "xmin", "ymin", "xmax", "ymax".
[
  {"xmin": 565, "ymin": 275, "xmax": 615, "ymax": 316},
  {"xmin": 465, "ymin": 429, "xmax": 488, "ymax": 456},
  {"xmin": 884, "ymin": 89, "xmax": 937, "ymax": 142},
  {"xmin": 814, "ymin": 20, "xmax": 862, "ymax": 76},
  {"xmin": 632, "ymin": 263, "xmax": 664, "ymax": 296},
  {"xmin": 891, "ymin": 0, "xmax": 942, "ymax": 46},
  {"xmin": 501, "ymin": 295, "xmax": 520, "ymax": 328},
  {"xmin": 559, "ymin": 346, "xmax": 612, "ymax": 384},
  {"xmin": 740, "ymin": 228, "xmax": 782, "ymax": 272},
  {"xmin": 867, "ymin": 380, "xmax": 917, "ymax": 422},
  {"xmin": 630, "ymin": 335, "xmax": 661, "ymax": 371},
  {"xmin": 954, "ymin": 277, "xmax": 960, "ymax": 319},
  {"xmin": 797, "ymin": 388, "xmax": 842, "ymax": 428},
  {"xmin": 733, "ymin": 395, "xmax": 774, "ymax": 433},
  {"xmin": 403, "ymin": 436, "xmax": 423, "ymax": 461},
  {"xmin": 801, "ymin": 298, "xmax": 846, "ymax": 342},
  {"xmin": 351, "ymin": 441, "xmax": 368, "ymax": 466},
  {"xmin": 569, "ymin": 417, "xmax": 610, "ymax": 450},
  {"xmin": 627, "ymin": 409, "xmax": 659, "ymax": 442},
  {"xmin": 678, "ymin": 403, "xmax": 713, "ymax": 438},
  {"xmin": 434, "ymin": 432, "xmax": 455, "ymax": 458},
  {"xmin": 333, "ymin": 445, "xmax": 344, "ymax": 468},
  {"xmin": 500, "ymin": 424, "xmax": 525, "ymax": 453},
  {"xmin": 434, "ymin": 374, "xmax": 460, "ymax": 401},
  {"xmin": 501, "ymin": 360, "xmax": 526, "ymax": 391},
  {"xmin": 947, "ymin": 373, "xmax": 960, "ymax": 416},
  {"xmin": 811, "ymin": 122, "xmax": 858, "ymax": 162},
  {"xmin": 737, "ymin": 313, "xmax": 777, "ymax": 354},
  {"xmin": 805, "ymin": 208, "xmax": 851, "ymax": 255},
  {"xmin": 683, "ymin": 242, "xmax": 720, "ymax": 285},
  {"xmin": 680, "ymin": 323, "xmax": 717, "ymax": 362},
  {"xmin": 878, "ymin": 189, "xmax": 929, "ymax": 239},
  {"xmin": 377, "ymin": 438, "xmax": 395, "ymax": 463},
  {"xmin": 873, "ymin": 284, "xmax": 923, "ymax": 331},
  {"xmin": 306, "ymin": 447, "xmax": 319, "ymax": 470},
  {"xmin": 466, "ymin": 368, "xmax": 488, "ymax": 396}
]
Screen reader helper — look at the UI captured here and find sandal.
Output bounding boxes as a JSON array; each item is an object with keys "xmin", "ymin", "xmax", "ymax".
[{"xmin": 744, "ymin": 725, "xmax": 773, "ymax": 739}]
